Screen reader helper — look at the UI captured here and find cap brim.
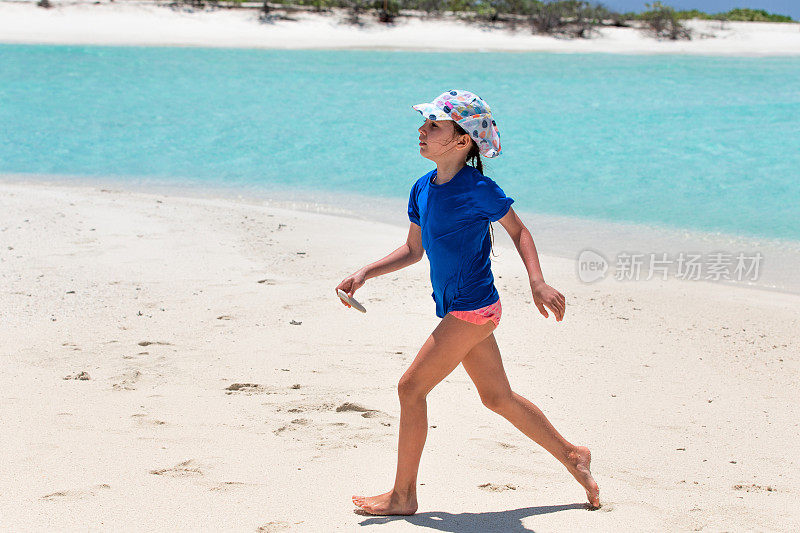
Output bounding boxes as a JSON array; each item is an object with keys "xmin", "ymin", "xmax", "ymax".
[{"xmin": 412, "ymin": 103, "xmax": 451, "ymax": 121}]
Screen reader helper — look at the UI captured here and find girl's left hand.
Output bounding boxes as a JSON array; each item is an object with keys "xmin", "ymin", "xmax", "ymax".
[{"xmin": 530, "ymin": 280, "xmax": 566, "ymax": 321}]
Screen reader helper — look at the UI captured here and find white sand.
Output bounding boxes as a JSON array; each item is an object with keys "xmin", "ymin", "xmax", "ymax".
[
  {"xmin": 1, "ymin": 1, "xmax": 800, "ymax": 55},
  {"xmin": 1, "ymin": 179, "xmax": 798, "ymax": 530}
]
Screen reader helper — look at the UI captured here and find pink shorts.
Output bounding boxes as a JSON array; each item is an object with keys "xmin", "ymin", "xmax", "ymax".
[{"xmin": 449, "ymin": 299, "xmax": 502, "ymax": 328}]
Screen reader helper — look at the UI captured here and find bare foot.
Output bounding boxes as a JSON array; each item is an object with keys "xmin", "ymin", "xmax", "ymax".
[
  {"xmin": 352, "ymin": 490, "xmax": 418, "ymax": 516},
  {"xmin": 564, "ymin": 446, "xmax": 600, "ymax": 508}
]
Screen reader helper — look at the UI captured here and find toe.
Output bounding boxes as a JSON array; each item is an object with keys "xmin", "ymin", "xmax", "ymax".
[{"xmin": 586, "ymin": 487, "xmax": 600, "ymax": 508}]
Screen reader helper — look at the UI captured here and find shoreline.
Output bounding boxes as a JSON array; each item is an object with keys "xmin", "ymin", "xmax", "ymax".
[
  {"xmin": 4, "ymin": 173, "xmax": 800, "ymax": 296},
  {"xmin": 1, "ymin": 2, "xmax": 799, "ymax": 55},
  {"xmin": 2, "ymin": 178, "xmax": 799, "ymax": 530}
]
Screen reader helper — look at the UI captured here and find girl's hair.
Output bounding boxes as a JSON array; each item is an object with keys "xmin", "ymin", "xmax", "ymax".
[{"xmin": 451, "ymin": 122, "xmax": 497, "ymax": 257}]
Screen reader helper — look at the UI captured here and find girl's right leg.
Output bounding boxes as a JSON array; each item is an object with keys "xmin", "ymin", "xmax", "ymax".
[
  {"xmin": 352, "ymin": 313, "xmax": 497, "ymax": 515},
  {"xmin": 460, "ymin": 333, "xmax": 600, "ymax": 508}
]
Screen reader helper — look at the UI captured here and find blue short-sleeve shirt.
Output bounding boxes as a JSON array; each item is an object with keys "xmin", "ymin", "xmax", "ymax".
[{"xmin": 408, "ymin": 165, "xmax": 514, "ymax": 318}]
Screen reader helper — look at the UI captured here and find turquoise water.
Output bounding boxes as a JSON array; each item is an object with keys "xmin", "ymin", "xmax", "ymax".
[{"xmin": 1, "ymin": 44, "xmax": 799, "ymax": 242}]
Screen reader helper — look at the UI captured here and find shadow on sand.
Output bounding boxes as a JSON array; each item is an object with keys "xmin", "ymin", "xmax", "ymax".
[{"xmin": 355, "ymin": 502, "xmax": 594, "ymax": 531}]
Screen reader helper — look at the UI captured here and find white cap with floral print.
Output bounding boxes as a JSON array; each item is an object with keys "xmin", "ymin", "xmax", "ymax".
[{"xmin": 412, "ymin": 89, "xmax": 502, "ymax": 158}]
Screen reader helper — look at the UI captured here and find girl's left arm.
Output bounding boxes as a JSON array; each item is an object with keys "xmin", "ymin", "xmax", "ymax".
[{"xmin": 497, "ymin": 207, "xmax": 566, "ymax": 322}]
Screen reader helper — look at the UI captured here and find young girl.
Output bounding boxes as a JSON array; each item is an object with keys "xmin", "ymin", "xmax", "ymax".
[{"xmin": 335, "ymin": 90, "xmax": 599, "ymax": 514}]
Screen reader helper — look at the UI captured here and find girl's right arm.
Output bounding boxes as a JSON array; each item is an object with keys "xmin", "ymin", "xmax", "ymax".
[{"xmin": 335, "ymin": 223, "xmax": 423, "ymax": 306}]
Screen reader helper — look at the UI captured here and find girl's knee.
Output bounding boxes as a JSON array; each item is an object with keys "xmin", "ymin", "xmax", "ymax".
[
  {"xmin": 397, "ymin": 375, "xmax": 427, "ymax": 402},
  {"xmin": 481, "ymin": 390, "xmax": 514, "ymax": 412}
]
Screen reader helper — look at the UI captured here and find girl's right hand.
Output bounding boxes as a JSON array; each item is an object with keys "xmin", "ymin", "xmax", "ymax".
[{"xmin": 335, "ymin": 269, "xmax": 366, "ymax": 307}]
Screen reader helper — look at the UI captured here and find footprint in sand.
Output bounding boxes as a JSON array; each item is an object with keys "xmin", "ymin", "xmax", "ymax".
[
  {"xmin": 63, "ymin": 371, "xmax": 90, "ymax": 380},
  {"xmin": 359, "ymin": 410, "xmax": 389, "ymax": 419},
  {"xmin": 281, "ymin": 401, "xmax": 336, "ymax": 416},
  {"xmin": 733, "ymin": 483, "xmax": 777, "ymax": 492},
  {"xmin": 225, "ymin": 383, "xmax": 263, "ymax": 395},
  {"xmin": 131, "ymin": 413, "xmax": 166, "ymax": 426},
  {"xmin": 335, "ymin": 401, "xmax": 390, "ymax": 419},
  {"xmin": 137, "ymin": 341, "xmax": 172, "ymax": 347},
  {"xmin": 257, "ymin": 522, "xmax": 293, "ymax": 532},
  {"xmin": 112, "ymin": 369, "xmax": 141, "ymax": 391},
  {"xmin": 273, "ymin": 418, "xmax": 311, "ymax": 435},
  {"xmin": 150, "ymin": 459, "xmax": 202, "ymax": 477},
  {"xmin": 209, "ymin": 481, "xmax": 254, "ymax": 492},
  {"xmin": 335, "ymin": 401, "xmax": 374, "ymax": 413},
  {"xmin": 478, "ymin": 482, "xmax": 517, "ymax": 492},
  {"xmin": 41, "ymin": 484, "xmax": 111, "ymax": 501},
  {"xmin": 273, "ymin": 425, "xmax": 291, "ymax": 435}
]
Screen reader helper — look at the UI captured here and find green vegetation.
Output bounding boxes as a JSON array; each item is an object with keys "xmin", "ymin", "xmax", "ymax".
[
  {"xmin": 280, "ymin": 0, "xmax": 795, "ymax": 24},
  {"xmin": 277, "ymin": 0, "xmax": 631, "ymax": 34},
  {"xmin": 639, "ymin": 1, "xmax": 690, "ymax": 40},
  {"xmin": 674, "ymin": 8, "xmax": 795, "ymax": 22},
  {"xmin": 158, "ymin": 0, "xmax": 796, "ymax": 33}
]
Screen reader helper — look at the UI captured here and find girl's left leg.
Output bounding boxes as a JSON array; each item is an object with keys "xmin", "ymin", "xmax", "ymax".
[
  {"xmin": 352, "ymin": 313, "xmax": 497, "ymax": 515},
  {"xmin": 460, "ymin": 333, "xmax": 600, "ymax": 507}
]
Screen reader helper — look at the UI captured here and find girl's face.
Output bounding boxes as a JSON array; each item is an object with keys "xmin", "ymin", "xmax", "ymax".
[{"xmin": 418, "ymin": 118, "xmax": 471, "ymax": 162}]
